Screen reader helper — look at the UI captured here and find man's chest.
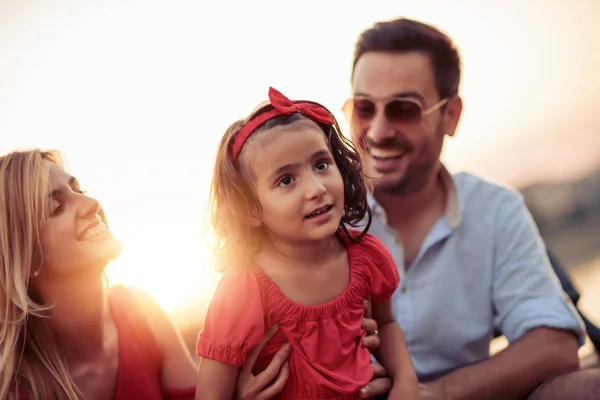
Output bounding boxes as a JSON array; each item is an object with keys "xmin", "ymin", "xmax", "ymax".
[
  {"xmin": 388, "ymin": 212, "xmax": 440, "ymax": 268},
  {"xmin": 391, "ymin": 234, "xmax": 497, "ymax": 353},
  {"xmin": 370, "ymin": 218, "xmax": 497, "ymax": 331}
]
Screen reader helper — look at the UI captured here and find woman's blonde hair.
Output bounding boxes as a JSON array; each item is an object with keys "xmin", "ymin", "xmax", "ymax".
[{"xmin": 0, "ymin": 149, "xmax": 80, "ymax": 399}]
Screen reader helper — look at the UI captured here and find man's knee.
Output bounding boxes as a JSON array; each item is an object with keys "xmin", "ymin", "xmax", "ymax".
[{"xmin": 534, "ymin": 368, "xmax": 600, "ymax": 400}]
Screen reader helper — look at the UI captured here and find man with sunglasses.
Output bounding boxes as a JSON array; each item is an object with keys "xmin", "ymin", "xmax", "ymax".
[{"xmin": 347, "ymin": 18, "xmax": 598, "ymax": 399}]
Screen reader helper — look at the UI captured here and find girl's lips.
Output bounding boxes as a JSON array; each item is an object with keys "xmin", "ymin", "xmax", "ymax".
[{"xmin": 305, "ymin": 204, "xmax": 333, "ymax": 219}]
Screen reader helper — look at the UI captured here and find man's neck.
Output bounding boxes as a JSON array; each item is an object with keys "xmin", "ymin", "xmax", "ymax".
[
  {"xmin": 375, "ymin": 171, "xmax": 447, "ymax": 225},
  {"xmin": 374, "ymin": 170, "xmax": 449, "ymax": 268}
]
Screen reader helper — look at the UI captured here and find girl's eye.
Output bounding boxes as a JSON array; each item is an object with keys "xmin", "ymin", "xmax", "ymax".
[
  {"xmin": 277, "ymin": 176, "xmax": 295, "ymax": 187},
  {"xmin": 315, "ymin": 161, "xmax": 329, "ymax": 171}
]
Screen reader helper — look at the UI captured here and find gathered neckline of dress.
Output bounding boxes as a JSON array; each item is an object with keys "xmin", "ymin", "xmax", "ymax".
[{"xmin": 251, "ymin": 236, "xmax": 368, "ymax": 321}]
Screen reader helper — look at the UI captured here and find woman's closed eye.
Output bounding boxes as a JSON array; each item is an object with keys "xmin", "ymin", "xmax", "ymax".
[
  {"xmin": 50, "ymin": 203, "xmax": 65, "ymax": 217},
  {"xmin": 49, "ymin": 186, "xmax": 88, "ymax": 217},
  {"xmin": 73, "ymin": 181, "xmax": 87, "ymax": 195}
]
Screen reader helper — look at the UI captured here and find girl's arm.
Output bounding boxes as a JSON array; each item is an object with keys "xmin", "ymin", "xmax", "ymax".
[
  {"xmin": 196, "ymin": 358, "xmax": 239, "ymax": 400},
  {"xmin": 194, "ymin": 270, "xmax": 267, "ymax": 399},
  {"xmin": 372, "ymin": 299, "xmax": 419, "ymax": 400}
]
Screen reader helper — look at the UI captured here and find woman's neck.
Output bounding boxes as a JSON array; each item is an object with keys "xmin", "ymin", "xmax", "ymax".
[{"xmin": 36, "ymin": 274, "xmax": 111, "ymax": 363}]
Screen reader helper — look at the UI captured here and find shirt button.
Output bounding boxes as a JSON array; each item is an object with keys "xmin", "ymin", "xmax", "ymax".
[{"xmin": 401, "ymin": 285, "xmax": 407, "ymax": 294}]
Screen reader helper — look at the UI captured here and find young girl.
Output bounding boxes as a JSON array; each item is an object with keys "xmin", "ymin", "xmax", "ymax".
[{"xmin": 196, "ymin": 87, "xmax": 419, "ymax": 399}]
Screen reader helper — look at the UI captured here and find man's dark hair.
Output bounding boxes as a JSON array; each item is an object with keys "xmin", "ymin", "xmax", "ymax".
[{"xmin": 352, "ymin": 18, "xmax": 461, "ymax": 99}]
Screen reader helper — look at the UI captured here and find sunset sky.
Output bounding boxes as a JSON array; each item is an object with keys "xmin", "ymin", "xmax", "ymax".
[{"xmin": 1, "ymin": 0, "xmax": 599, "ymax": 311}]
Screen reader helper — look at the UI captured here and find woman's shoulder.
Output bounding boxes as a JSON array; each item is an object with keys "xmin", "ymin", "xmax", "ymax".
[
  {"xmin": 109, "ymin": 285, "xmax": 197, "ymax": 397},
  {"xmin": 109, "ymin": 285, "xmax": 172, "ymax": 352},
  {"xmin": 110, "ymin": 284, "xmax": 162, "ymax": 321}
]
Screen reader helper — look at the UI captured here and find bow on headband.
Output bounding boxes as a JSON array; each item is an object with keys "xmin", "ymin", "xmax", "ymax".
[{"xmin": 231, "ymin": 87, "xmax": 334, "ymax": 161}]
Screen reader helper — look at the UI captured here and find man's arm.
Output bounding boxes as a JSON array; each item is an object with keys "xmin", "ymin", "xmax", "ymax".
[
  {"xmin": 426, "ymin": 191, "xmax": 584, "ymax": 400},
  {"xmin": 425, "ymin": 327, "xmax": 579, "ymax": 400}
]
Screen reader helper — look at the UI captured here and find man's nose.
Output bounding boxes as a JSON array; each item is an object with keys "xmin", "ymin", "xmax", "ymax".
[{"xmin": 366, "ymin": 108, "xmax": 396, "ymax": 144}]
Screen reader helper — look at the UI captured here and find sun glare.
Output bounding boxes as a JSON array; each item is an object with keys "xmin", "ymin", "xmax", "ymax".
[
  {"xmin": 2, "ymin": 1, "xmax": 599, "ymax": 314},
  {"xmin": 105, "ymin": 221, "xmax": 218, "ymax": 314}
]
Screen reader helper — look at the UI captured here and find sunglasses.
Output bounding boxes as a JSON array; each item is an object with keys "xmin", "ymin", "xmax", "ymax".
[{"xmin": 342, "ymin": 95, "xmax": 449, "ymax": 126}]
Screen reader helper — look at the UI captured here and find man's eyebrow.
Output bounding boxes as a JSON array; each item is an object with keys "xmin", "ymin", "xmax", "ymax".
[{"xmin": 354, "ymin": 91, "xmax": 426, "ymax": 103}]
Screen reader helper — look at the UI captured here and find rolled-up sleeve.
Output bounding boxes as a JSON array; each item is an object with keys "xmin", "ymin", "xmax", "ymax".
[{"xmin": 492, "ymin": 191, "xmax": 586, "ymax": 345}]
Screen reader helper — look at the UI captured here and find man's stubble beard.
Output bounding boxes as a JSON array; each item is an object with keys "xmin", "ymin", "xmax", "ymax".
[{"xmin": 371, "ymin": 122, "xmax": 446, "ymax": 197}]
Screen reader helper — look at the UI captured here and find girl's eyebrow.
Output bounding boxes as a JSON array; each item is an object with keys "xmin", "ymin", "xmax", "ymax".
[{"xmin": 267, "ymin": 149, "xmax": 330, "ymax": 181}]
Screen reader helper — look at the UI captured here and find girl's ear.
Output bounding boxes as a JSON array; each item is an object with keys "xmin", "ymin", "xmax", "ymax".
[{"xmin": 248, "ymin": 205, "xmax": 262, "ymax": 228}]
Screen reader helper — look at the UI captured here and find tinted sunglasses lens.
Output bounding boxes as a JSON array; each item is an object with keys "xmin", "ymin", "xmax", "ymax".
[
  {"xmin": 352, "ymin": 99, "xmax": 376, "ymax": 120},
  {"xmin": 386, "ymin": 100, "xmax": 422, "ymax": 124}
]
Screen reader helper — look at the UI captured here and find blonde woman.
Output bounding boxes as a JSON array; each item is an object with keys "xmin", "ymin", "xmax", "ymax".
[{"xmin": 0, "ymin": 149, "xmax": 383, "ymax": 400}]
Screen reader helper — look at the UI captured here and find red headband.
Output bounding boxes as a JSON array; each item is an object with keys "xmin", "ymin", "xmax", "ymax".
[{"xmin": 231, "ymin": 87, "xmax": 334, "ymax": 161}]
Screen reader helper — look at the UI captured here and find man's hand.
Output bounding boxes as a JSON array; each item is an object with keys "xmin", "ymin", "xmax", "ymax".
[
  {"xmin": 234, "ymin": 325, "xmax": 291, "ymax": 400},
  {"xmin": 418, "ymin": 382, "xmax": 445, "ymax": 399},
  {"xmin": 361, "ymin": 299, "xmax": 381, "ymax": 350},
  {"xmin": 359, "ymin": 298, "xmax": 393, "ymax": 399},
  {"xmin": 360, "ymin": 363, "xmax": 393, "ymax": 398}
]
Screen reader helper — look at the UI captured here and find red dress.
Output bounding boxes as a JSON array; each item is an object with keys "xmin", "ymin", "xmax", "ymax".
[
  {"xmin": 110, "ymin": 285, "xmax": 195, "ymax": 400},
  {"xmin": 19, "ymin": 286, "xmax": 195, "ymax": 400},
  {"xmin": 197, "ymin": 233, "xmax": 399, "ymax": 399}
]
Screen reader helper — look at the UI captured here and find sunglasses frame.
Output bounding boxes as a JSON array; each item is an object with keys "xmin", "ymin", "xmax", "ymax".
[{"xmin": 342, "ymin": 95, "xmax": 450, "ymax": 126}]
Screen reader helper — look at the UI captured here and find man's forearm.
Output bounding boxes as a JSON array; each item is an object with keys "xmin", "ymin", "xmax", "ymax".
[{"xmin": 432, "ymin": 327, "xmax": 580, "ymax": 400}]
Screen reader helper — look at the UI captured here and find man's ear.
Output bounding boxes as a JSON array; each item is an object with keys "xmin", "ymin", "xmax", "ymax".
[{"xmin": 445, "ymin": 95, "xmax": 463, "ymax": 138}]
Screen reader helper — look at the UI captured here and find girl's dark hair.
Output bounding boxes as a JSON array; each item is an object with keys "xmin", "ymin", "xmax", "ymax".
[{"xmin": 208, "ymin": 100, "xmax": 372, "ymax": 272}]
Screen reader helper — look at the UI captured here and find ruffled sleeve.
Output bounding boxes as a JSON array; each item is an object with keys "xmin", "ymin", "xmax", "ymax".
[
  {"xmin": 196, "ymin": 269, "xmax": 265, "ymax": 366},
  {"xmin": 360, "ymin": 233, "xmax": 400, "ymax": 303}
]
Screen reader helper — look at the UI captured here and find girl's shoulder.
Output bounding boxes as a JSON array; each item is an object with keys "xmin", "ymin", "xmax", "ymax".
[
  {"xmin": 345, "ymin": 232, "xmax": 400, "ymax": 303},
  {"xmin": 209, "ymin": 267, "xmax": 265, "ymax": 311},
  {"xmin": 342, "ymin": 228, "xmax": 390, "ymax": 258},
  {"xmin": 217, "ymin": 267, "xmax": 262, "ymax": 290}
]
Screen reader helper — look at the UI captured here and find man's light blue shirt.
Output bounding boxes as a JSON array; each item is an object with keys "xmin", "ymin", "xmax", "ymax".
[{"xmin": 367, "ymin": 169, "xmax": 585, "ymax": 381}]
